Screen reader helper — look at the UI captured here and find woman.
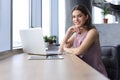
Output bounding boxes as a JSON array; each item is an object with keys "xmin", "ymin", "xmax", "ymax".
[{"xmin": 59, "ymin": 5, "xmax": 108, "ymax": 77}]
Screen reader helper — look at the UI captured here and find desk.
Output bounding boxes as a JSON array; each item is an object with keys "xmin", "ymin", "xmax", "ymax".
[{"xmin": 0, "ymin": 52, "xmax": 109, "ymax": 80}]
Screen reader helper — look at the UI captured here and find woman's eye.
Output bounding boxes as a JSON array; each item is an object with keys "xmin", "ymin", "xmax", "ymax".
[
  {"xmin": 72, "ymin": 14, "xmax": 83, "ymax": 19},
  {"xmin": 72, "ymin": 16, "xmax": 75, "ymax": 18},
  {"xmin": 78, "ymin": 15, "xmax": 82, "ymax": 17}
]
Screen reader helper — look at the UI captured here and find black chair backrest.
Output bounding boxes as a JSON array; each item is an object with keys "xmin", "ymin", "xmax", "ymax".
[{"xmin": 101, "ymin": 46, "xmax": 119, "ymax": 80}]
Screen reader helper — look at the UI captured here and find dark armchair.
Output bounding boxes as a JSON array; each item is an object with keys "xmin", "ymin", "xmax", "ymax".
[
  {"xmin": 101, "ymin": 46, "xmax": 119, "ymax": 80},
  {"xmin": 117, "ymin": 45, "xmax": 120, "ymax": 80}
]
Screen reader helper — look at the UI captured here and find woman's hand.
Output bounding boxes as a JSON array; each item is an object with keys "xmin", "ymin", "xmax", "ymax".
[
  {"xmin": 58, "ymin": 42, "xmax": 71, "ymax": 52},
  {"xmin": 66, "ymin": 26, "xmax": 76, "ymax": 34},
  {"xmin": 66, "ymin": 25, "xmax": 81, "ymax": 34},
  {"xmin": 59, "ymin": 25, "xmax": 78, "ymax": 53}
]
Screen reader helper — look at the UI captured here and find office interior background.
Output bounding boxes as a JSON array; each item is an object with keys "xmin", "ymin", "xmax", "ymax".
[{"xmin": 0, "ymin": 0, "xmax": 120, "ymax": 52}]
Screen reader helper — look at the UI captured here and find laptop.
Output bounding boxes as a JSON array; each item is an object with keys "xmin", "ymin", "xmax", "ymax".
[{"xmin": 19, "ymin": 27, "xmax": 63, "ymax": 59}]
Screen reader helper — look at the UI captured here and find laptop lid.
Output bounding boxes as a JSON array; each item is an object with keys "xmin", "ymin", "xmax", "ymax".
[
  {"xmin": 20, "ymin": 27, "xmax": 62, "ymax": 56},
  {"xmin": 20, "ymin": 27, "xmax": 47, "ymax": 55}
]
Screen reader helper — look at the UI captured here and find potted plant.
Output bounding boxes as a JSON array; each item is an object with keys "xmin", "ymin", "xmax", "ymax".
[
  {"xmin": 43, "ymin": 35, "xmax": 56, "ymax": 45},
  {"xmin": 43, "ymin": 36, "xmax": 49, "ymax": 42},
  {"xmin": 102, "ymin": 6, "xmax": 109, "ymax": 23}
]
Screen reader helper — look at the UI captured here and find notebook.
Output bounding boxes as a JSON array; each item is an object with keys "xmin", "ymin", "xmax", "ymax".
[{"xmin": 19, "ymin": 27, "xmax": 63, "ymax": 59}]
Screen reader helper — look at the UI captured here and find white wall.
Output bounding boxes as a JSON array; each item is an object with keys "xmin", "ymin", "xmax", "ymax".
[{"xmin": 95, "ymin": 24, "xmax": 120, "ymax": 46}]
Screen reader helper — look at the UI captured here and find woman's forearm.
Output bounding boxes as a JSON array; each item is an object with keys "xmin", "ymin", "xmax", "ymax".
[
  {"xmin": 62, "ymin": 31, "xmax": 71, "ymax": 44},
  {"xmin": 64, "ymin": 47, "xmax": 80, "ymax": 55},
  {"xmin": 59, "ymin": 26, "xmax": 75, "ymax": 52},
  {"xmin": 59, "ymin": 36, "xmax": 71, "ymax": 51}
]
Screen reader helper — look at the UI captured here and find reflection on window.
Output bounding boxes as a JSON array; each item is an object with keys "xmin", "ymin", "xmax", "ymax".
[
  {"xmin": 42, "ymin": 0, "xmax": 66, "ymax": 44},
  {"xmin": 58, "ymin": 0, "xmax": 65, "ymax": 43},
  {"xmin": 12, "ymin": 0, "xmax": 29, "ymax": 49},
  {"xmin": 42, "ymin": 0, "xmax": 50, "ymax": 36}
]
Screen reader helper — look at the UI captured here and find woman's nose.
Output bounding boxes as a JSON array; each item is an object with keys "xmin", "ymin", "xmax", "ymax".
[{"xmin": 75, "ymin": 17, "xmax": 79, "ymax": 21}]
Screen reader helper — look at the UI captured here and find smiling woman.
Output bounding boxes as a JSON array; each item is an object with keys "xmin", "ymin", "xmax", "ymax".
[{"xmin": 59, "ymin": 4, "xmax": 108, "ymax": 77}]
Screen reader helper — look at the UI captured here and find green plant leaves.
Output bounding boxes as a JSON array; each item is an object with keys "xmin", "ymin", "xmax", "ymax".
[
  {"xmin": 43, "ymin": 35, "xmax": 56, "ymax": 43},
  {"xmin": 102, "ymin": 6, "xmax": 109, "ymax": 18}
]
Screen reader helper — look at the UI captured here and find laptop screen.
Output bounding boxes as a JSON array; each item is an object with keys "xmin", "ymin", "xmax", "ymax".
[{"xmin": 20, "ymin": 27, "xmax": 47, "ymax": 55}]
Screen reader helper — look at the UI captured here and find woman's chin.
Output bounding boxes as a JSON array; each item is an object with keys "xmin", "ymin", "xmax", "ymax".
[{"xmin": 76, "ymin": 31, "xmax": 81, "ymax": 34}]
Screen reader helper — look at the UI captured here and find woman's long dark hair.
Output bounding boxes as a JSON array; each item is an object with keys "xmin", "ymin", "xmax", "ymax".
[{"xmin": 72, "ymin": 5, "xmax": 95, "ymax": 30}]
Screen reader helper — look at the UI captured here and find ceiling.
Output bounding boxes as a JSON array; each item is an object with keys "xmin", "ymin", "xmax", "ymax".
[
  {"xmin": 93, "ymin": 0, "xmax": 120, "ymax": 5},
  {"xmin": 106, "ymin": 0, "xmax": 120, "ymax": 5},
  {"xmin": 93, "ymin": 0, "xmax": 120, "ymax": 11}
]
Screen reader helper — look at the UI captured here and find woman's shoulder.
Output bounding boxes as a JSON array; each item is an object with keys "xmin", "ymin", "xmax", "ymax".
[
  {"xmin": 87, "ymin": 28, "xmax": 99, "ymax": 37},
  {"xmin": 88, "ymin": 28, "xmax": 98, "ymax": 34}
]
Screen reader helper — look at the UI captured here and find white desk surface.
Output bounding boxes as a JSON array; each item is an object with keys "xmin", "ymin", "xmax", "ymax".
[{"xmin": 0, "ymin": 53, "xmax": 109, "ymax": 80}]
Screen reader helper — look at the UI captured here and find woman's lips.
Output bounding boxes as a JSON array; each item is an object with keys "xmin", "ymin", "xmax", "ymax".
[{"xmin": 74, "ymin": 22, "xmax": 80, "ymax": 25}]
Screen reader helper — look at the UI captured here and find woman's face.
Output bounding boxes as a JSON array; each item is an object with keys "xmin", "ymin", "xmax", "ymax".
[{"xmin": 72, "ymin": 10, "xmax": 88, "ymax": 28}]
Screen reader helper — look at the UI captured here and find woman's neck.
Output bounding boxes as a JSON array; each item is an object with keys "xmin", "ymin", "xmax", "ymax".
[{"xmin": 78, "ymin": 27, "xmax": 87, "ymax": 34}]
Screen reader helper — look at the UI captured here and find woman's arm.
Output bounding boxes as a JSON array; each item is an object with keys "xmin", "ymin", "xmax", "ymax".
[
  {"xmin": 64, "ymin": 29, "xmax": 98, "ymax": 55},
  {"xmin": 59, "ymin": 26, "xmax": 76, "ymax": 51}
]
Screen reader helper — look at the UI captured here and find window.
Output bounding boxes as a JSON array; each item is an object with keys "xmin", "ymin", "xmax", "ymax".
[
  {"xmin": 12, "ymin": 0, "xmax": 29, "ymax": 49},
  {"xmin": 92, "ymin": 6, "xmax": 117, "ymax": 24},
  {"xmin": 42, "ymin": 0, "xmax": 51, "ymax": 36},
  {"xmin": 58, "ymin": 0, "xmax": 66, "ymax": 43},
  {"xmin": 92, "ymin": 0, "xmax": 118, "ymax": 24},
  {"xmin": 42, "ymin": 0, "xmax": 66, "ymax": 43},
  {"xmin": 0, "ymin": 0, "xmax": 11, "ymax": 51}
]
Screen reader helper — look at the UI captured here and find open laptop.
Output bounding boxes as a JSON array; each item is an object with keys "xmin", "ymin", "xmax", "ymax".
[{"xmin": 19, "ymin": 27, "xmax": 63, "ymax": 59}]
